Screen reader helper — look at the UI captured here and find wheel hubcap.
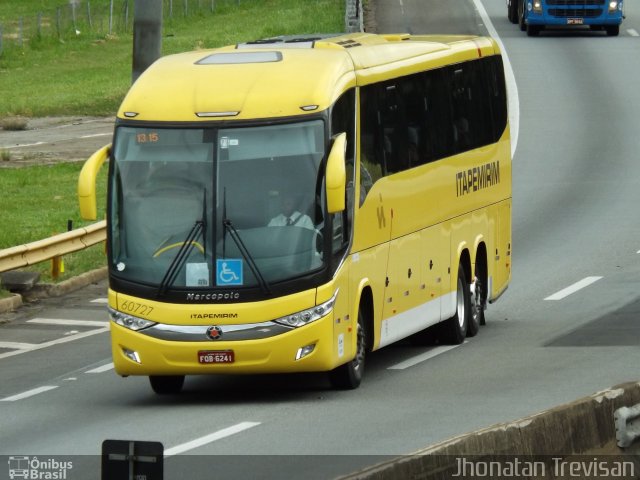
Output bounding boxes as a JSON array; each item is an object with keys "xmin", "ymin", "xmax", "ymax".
[{"xmin": 456, "ymin": 277, "xmax": 465, "ymax": 329}]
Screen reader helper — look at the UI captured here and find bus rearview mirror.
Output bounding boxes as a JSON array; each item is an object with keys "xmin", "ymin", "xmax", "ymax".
[
  {"xmin": 326, "ymin": 133, "xmax": 346, "ymax": 214},
  {"xmin": 78, "ymin": 144, "xmax": 110, "ymax": 220}
]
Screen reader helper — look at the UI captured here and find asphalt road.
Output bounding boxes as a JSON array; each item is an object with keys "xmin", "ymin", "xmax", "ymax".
[
  {"xmin": 2, "ymin": 1, "xmax": 640, "ymax": 479},
  {"xmin": 0, "ymin": 116, "xmax": 113, "ymax": 166}
]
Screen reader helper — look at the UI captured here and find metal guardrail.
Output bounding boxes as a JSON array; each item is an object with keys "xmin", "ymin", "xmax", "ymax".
[{"xmin": 0, "ymin": 220, "xmax": 106, "ymax": 274}]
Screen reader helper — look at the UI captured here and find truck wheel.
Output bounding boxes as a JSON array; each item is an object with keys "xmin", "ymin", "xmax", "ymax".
[
  {"xmin": 526, "ymin": 24, "xmax": 541, "ymax": 36},
  {"xmin": 508, "ymin": 0, "xmax": 518, "ymax": 23}
]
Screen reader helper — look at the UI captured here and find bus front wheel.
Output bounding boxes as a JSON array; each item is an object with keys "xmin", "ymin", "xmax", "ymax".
[
  {"xmin": 149, "ymin": 375, "xmax": 185, "ymax": 394},
  {"xmin": 329, "ymin": 308, "xmax": 366, "ymax": 389}
]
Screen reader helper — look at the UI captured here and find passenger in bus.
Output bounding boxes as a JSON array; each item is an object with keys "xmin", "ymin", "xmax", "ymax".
[{"xmin": 268, "ymin": 194, "xmax": 314, "ymax": 229}]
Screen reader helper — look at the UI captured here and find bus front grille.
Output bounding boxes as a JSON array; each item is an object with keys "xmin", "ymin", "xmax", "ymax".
[
  {"xmin": 549, "ymin": 8, "xmax": 604, "ymax": 17},
  {"xmin": 546, "ymin": 0, "xmax": 604, "ymax": 5}
]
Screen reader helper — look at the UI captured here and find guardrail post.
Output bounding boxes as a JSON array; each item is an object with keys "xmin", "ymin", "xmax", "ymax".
[
  {"xmin": 614, "ymin": 404, "xmax": 640, "ymax": 448},
  {"xmin": 51, "ymin": 220, "xmax": 73, "ymax": 280},
  {"xmin": 51, "ymin": 256, "xmax": 64, "ymax": 279}
]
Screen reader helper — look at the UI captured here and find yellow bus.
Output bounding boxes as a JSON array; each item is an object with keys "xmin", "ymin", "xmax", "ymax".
[{"xmin": 79, "ymin": 32, "xmax": 511, "ymax": 394}]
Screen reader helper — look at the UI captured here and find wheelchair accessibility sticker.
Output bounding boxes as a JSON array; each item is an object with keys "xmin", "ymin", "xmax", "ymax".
[{"xmin": 216, "ymin": 259, "xmax": 243, "ymax": 286}]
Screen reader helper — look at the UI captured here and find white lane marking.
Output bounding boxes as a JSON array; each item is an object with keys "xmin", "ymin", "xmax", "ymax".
[
  {"xmin": 3, "ymin": 141, "xmax": 45, "ymax": 149},
  {"xmin": 0, "ymin": 341, "xmax": 36, "ymax": 350},
  {"xmin": 627, "ymin": 29, "xmax": 639, "ymax": 37},
  {"xmin": 388, "ymin": 343, "xmax": 464, "ymax": 370},
  {"xmin": 1, "ymin": 131, "xmax": 111, "ymax": 150},
  {"xmin": 91, "ymin": 298, "xmax": 109, "ymax": 304},
  {"xmin": 80, "ymin": 133, "xmax": 111, "ymax": 139},
  {"xmin": 164, "ymin": 422, "xmax": 261, "ymax": 457},
  {"xmin": 474, "ymin": 0, "xmax": 520, "ymax": 158},
  {"xmin": 86, "ymin": 363, "xmax": 114, "ymax": 373},
  {"xmin": 1, "ymin": 386, "xmax": 58, "ymax": 402},
  {"xmin": 0, "ymin": 326, "xmax": 109, "ymax": 360},
  {"xmin": 544, "ymin": 276, "xmax": 603, "ymax": 301},
  {"xmin": 27, "ymin": 318, "xmax": 108, "ymax": 327}
]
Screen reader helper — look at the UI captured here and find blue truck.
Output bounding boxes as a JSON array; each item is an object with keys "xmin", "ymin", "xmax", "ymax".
[{"xmin": 507, "ymin": 0, "xmax": 624, "ymax": 36}]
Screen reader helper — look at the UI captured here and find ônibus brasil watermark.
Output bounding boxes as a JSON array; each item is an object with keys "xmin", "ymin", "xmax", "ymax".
[{"xmin": 7, "ymin": 456, "xmax": 72, "ymax": 480}]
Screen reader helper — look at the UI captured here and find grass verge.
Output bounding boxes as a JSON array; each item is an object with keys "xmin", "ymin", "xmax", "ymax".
[{"xmin": 0, "ymin": 0, "xmax": 344, "ymax": 117}]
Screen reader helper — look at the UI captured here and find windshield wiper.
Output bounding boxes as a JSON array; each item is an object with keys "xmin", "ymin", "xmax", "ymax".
[
  {"xmin": 222, "ymin": 188, "xmax": 271, "ymax": 295},
  {"xmin": 157, "ymin": 189, "xmax": 207, "ymax": 298}
]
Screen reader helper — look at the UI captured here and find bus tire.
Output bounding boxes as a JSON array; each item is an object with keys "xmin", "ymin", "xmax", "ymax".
[
  {"xmin": 329, "ymin": 307, "xmax": 366, "ymax": 389},
  {"xmin": 518, "ymin": 0, "xmax": 526, "ymax": 31},
  {"xmin": 149, "ymin": 375, "xmax": 185, "ymax": 394},
  {"xmin": 442, "ymin": 266, "xmax": 470, "ymax": 344}
]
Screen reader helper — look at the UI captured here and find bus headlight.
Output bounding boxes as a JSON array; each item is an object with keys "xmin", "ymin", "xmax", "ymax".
[
  {"xmin": 274, "ymin": 291, "xmax": 338, "ymax": 328},
  {"xmin": 609, "ymin": 1, "xmax": 620, "ymax": 12},
  {"xmin": 109, "ymin": 307, "xmax": 157, "ymax": 331},
  {"xmin": 532, "ymin": 0, "xmax": 542, "ymax": 13}
]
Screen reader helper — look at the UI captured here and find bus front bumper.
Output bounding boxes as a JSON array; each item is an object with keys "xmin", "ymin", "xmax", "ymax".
[
  {"xmin": 527, "ymin": 12, "xmax": 623, "ymax": 26},
  {"xmin": 110, "ymin": 316, "xmax": 340, "ymax": 376}
]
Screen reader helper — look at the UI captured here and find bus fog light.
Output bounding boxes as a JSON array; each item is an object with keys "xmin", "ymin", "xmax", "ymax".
[
  {"xmin": 123, "ymin": 348, "xmax": 141, "ymax": 364},
  {"xmin": 295, "ymin": 344, "xmax": 316, "ymax": 361}
]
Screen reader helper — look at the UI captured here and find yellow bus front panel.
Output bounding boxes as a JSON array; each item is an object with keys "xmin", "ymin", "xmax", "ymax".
[{"xmin": 110, "ymin": 309, "xmax": 339, "ymax": 376}]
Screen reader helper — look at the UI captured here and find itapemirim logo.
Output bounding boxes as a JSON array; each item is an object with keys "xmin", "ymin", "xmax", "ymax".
[{"xmin": 7, "ymin": 456, "xmax": 73, "ymax": 480}]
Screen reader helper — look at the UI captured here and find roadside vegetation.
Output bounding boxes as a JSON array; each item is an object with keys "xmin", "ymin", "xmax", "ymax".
[{"xmin": 0, "ymin": 0, "xmax": 344, "ymax": 295}]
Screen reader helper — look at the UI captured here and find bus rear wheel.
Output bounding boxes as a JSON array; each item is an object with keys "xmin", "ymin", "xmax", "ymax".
[
  {"xmin": 442, "ymin": 266, "xmax": 470, "ymax": 344},
  {"xmin": 149, "ymin": 375, "xmax": 185, "ymax": 394},
  {"xmin": 329, "ymin": 308, "xmax": 366, "ymax": 389}
]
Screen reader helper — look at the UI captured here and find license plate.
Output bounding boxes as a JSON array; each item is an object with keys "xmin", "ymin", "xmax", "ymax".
[
  {"xmin": 198, "ymin": 350, "xmax": 235, "ymax": 364},
  {"xmin": 567, "ymin": 18, "xmax": 583, "ymax": 25}
]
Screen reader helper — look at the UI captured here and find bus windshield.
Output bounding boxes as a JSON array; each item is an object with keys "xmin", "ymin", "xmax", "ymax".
[{"xmin": 110, "ymin": 120, "xmax": 327, "ymax": 291}]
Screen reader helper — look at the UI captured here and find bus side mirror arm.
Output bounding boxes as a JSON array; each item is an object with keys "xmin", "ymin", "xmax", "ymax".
[
  {"xmin": 326, "ymin": 133, "xmax": 347, "ymax": 214},
  {"xmin": 78, "ymin": 144, "xmax": 110, "ymax": 221}
]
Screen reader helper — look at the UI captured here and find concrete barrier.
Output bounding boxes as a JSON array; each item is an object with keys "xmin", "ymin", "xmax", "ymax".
[{"xmin": 338, "ymin": 382, "xmax": 640, "ymax": 479}]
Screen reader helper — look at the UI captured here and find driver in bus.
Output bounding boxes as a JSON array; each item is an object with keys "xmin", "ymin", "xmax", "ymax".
[{"xmin": 268, "ymin": 194, "xmax": 314, "ymax": 230}]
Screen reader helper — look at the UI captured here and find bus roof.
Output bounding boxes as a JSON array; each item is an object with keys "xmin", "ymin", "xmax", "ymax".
[{"xmin": 117, "ymin": 32, "xmax": 499, "ymax": 122}]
